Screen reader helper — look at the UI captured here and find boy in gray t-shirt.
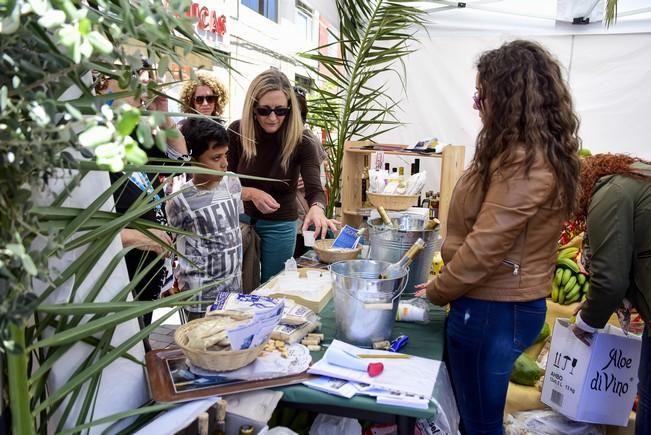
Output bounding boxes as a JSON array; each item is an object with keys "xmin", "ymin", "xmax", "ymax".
[{"xmin": 166, "ymin": 119, "xmax": 243, "ymax": 319}]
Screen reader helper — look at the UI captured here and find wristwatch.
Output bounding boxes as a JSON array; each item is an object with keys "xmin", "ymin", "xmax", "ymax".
[{"xmin": 311, "ymin": 201, "xmax": 326, "ymax": 211}]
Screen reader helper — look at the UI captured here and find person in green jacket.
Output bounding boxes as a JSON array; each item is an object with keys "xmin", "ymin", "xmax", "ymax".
[{"xmin": 572, "ymin": 153, "xmax": 651, "ymax": 435}]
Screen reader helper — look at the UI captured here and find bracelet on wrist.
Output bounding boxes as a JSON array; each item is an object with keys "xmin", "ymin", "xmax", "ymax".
[{"xmin": 311, "ymin": 201, "xmax": 326, "ymax": 211}]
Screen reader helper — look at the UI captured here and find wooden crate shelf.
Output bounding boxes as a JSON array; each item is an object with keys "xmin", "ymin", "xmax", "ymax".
[{"xmin": 340, "ymin": 141, "xmax": 465, "ymax": 238}]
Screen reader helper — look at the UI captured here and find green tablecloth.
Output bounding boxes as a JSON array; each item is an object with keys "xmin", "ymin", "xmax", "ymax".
[{"xmin": 276, "ymin": 299, "xmax": 446, "ymax": 419}]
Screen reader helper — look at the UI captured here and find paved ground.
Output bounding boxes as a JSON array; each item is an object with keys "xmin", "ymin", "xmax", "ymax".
[{"xmin": 149, "ymin": 308, "xmax": 181, "ymax": 350}]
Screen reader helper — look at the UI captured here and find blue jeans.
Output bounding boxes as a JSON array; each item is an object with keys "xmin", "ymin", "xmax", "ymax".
[
  {"xmin": 446, "ymin": 297, "xmax": 546, "ymax": 435},
  {"xmin": 241, "ymin": 215, "xmax": 296, "ymax": 283},
  {"xmin": 637, "ymin": 324, "xmax": 650, "ymax": 435}
]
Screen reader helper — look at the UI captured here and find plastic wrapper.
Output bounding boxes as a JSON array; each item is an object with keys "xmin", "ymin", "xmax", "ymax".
[
  {"xmin": 280, "ymin": 298, "xmax": 320, "ymax": 326},
  {"xmin": 504, "ymin": 410, "xmax": 605, "ymax": 435},
  {"xmin": 271, "ymin": 320, "xmax": 321, "ymax": 344}
]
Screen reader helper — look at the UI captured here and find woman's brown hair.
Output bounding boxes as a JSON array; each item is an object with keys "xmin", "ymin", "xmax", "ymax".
[
  {"xmin": 576, "ymin": 153, "xmax": 651, "ymax": 221},
  {"xmin": 468, "ymin": 40, "xmax": 581, "ymax": 217}
]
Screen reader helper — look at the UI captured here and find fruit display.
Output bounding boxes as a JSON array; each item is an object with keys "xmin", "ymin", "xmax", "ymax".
[
  {"xmin": 550, "ymin": 235, "xmax": 590, "ymax": 305},
  {"xmin": 510, "ymin": 353, "xmax": 545, "ymax": 386},
  {"xmin": 510, "ymin": 322, "xmax": 550, "ymax": 387}
]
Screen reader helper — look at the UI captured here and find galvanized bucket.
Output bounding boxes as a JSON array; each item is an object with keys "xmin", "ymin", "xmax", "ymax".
[
  {"xmin": 330, "ymin": 260, "xmax": 408, "ymax": 348},
  {"xmin": 368, "ymin": 214, "xmax": 440, "ymax": 294}
]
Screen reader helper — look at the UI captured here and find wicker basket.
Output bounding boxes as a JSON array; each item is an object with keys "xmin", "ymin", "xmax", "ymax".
[
  {"xmin": 174, "ymin": 316, "xmax": 265, "ymax": 372},
  {"xmin": 367, "ymin": 192, "xmax": 419, "ymax": 211},
  {"xmin": 313, "ymin": 239, "xmax": 362, "ymax": 264}
]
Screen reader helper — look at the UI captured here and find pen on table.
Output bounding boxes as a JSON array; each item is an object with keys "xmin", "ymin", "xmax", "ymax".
[{"xmin": 356, "ymin": 354, "xmax": 411, "ymax": 359}]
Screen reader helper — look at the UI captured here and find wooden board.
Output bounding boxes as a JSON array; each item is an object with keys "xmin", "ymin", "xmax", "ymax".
[{"xmin": 145, "ymin": 348, "xmax": 312, "ymax": 403}]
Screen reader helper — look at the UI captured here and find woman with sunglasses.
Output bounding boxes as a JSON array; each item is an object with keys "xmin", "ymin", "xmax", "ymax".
[
  {"xmin": 228, "ymin": 69, "xmax": 337, "ymax": 282},
  {"xmin": 179, "ymin": 72, "xmax": 228, "ymax": 117},
  {"xmin": 415, "ymin": 40, "xmax": 581, "ymax": 434}
]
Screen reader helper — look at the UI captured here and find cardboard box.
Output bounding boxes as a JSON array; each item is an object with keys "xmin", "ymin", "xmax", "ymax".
[{"xmin": 541, "ymin": 318, "xmax": 642, "ymax": 426}]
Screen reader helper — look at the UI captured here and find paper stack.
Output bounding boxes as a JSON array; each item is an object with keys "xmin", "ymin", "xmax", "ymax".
[{"xmin": 304, "ymin": 340, "xmax": 441, "ymax": 409}]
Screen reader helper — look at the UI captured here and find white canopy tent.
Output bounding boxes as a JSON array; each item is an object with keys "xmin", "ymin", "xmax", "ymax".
[{"xmin": 374, "ymin": 0, "xmax": 651, "ymax": 184}]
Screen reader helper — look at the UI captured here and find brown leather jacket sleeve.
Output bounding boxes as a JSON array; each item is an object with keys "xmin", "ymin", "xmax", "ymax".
[{"xmin": 427, "ymin": 163, "xmax": 554, "ymax": 305}]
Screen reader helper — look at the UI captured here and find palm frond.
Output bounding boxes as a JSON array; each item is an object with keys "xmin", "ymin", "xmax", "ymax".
[{"xmin": 298, "ymin": 0, "xmax": 427, "ymax": 215}]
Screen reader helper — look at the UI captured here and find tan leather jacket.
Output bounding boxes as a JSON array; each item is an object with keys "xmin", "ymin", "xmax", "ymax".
[{"xmin": 426, "ymin": 148, "xmax": 564, "ymax": 305}]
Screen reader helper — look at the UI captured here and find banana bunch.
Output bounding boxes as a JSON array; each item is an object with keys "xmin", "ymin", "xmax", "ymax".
[{"xmin": 550, "ymin": 247, "xmax": 590, "ymax": 305}]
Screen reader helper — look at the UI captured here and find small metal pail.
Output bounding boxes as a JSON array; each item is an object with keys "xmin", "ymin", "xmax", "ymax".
[
  {"xmin": 330, "ymin": 260, "xmax": 408, "ymax": 347},
  {"xmin": 368, "ymin": 214, "xmax": 440, "ymax": 293}
]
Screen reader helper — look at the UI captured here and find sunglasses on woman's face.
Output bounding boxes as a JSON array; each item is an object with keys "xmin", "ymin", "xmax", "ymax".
[
  {"xmin": 472, "ymin": 91, "xmax": 483, "ymax": 111},
  {"xmin": 254, "ymin": 106, "xmax": 291, "ymax": 117},
  {"xmin": 193, "ymin": 95, "xmax": 216, "ymax": 105}
]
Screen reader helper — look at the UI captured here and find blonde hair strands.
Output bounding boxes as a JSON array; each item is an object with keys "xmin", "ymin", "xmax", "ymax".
[{"xmin": 240, "ymin": 69, "xmax": 303, "ymax": 171}]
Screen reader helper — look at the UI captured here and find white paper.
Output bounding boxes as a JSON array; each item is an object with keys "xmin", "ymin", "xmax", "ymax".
[
  {"xmin": 133, "ymin": 397, "xmax": 219, "ymax": 435},
  {"xmin": 302, "ymin": 377, "xmax": 362, "ymax": 399},
  {"xmin": 307, "ymin": 340, "xmax": 440, "ymax": 400}
]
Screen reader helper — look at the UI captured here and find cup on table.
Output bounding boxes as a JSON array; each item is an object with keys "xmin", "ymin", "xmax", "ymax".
[{"xmin": 303, "ymin": 230, "xmax": 316, "ymax": 247}]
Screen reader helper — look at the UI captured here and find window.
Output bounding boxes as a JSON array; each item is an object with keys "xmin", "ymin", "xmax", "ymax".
[
  {"xmin": 296, "ymin": 1, "xmax": 313, "ymax": 41},
  {"xmin": 242, "ymin": 0, "xmax": 278, "ymax": 22}
]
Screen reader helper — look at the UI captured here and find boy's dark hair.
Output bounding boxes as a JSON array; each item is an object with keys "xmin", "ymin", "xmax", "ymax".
[
  {"xmin": 180, "ymin": 118, "xmax": 229, "ymax": 158},
  {"xmin": 294, "ymin": 86, "xmax": 308, "ymax": 123}
]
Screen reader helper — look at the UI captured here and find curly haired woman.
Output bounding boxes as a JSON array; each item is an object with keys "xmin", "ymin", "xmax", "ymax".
[
  {"xmin": 571, "ymin": 153, "xmax": 651, "ymax": 435},
  {"xmin": 179, "ymin": 73, "xmax": 228, "ymax": 117},
  {"xmin": 415, "ymin": 40, "xmax": 581, "ymax": 434}
]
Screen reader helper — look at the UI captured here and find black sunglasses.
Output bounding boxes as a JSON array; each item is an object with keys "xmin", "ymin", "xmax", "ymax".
[
  {"xmin": 193, "ymin": 95, "xmax": 216, "ymax": 104},
  {"xmin": 254, "ymin": 106, "xmax": 291, "ymax": 117},
  {"xmin": 293, "ymin": 86, "xmax": 307, "ymax": 97}
]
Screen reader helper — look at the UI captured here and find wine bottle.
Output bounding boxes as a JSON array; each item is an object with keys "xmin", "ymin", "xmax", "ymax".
[
  {"xmin": 376, "ymin": 206, "xmax": 393, "ymax": 228},
  {"xmin": 379, "ymin": 238, "xmax": 426, "ymax": 279},
  {"xmin": 361, "ymin": 155, "xmax": 370, "ymax": 207},
  {"xmin": 424, "ymin": 218, "xmax": 440, "ymax": 231}
]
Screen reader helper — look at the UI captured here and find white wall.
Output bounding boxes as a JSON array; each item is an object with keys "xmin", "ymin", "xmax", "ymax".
[{"xmin": 374, "ymin": 29, "xmax": 651, "ymax": 194}]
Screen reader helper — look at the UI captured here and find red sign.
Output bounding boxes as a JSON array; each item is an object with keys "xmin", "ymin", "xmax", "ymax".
[{"xmin": 186, "ymin": 2, "xmax": 227, "ymax": 36}]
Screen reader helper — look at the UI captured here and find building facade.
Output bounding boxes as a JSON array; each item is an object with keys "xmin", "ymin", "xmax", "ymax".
[{"xmin": 168, "ymin": 0, "xmax": 337, "ymax": 124}]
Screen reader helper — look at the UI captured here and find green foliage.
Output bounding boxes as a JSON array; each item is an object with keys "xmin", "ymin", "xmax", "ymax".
[
  {"xmin": 605, "ymin": 0, "xmax": 618, "ymax": 28},
  {"xmin": 298, "ymin": 0, "xmax": 427, "ymax": 216},
  {"xmin": 0, "ymin": 0, "xmax": 234, "ymax": 433}
]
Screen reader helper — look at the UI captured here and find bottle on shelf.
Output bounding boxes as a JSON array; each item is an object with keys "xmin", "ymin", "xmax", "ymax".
[
  {"xmin": 397, "ymin": 166, "xmax": 407, "ymax": 194},
  {"xmin": 430, "ymin": 192, "xmax": 440, "ymax": 219},
  {"xmin": 413, "ymin": 158, "xmax": 422, "ymax": 206},
  {"xmin": 379, "ymin": 238, "xmax": 426, "ymax": 279},
  {"xmin": 421, "ymin": 190, "xmax": 432, "ymax": 209},
  {"xmin": 361, "ymin": 155, "xmax": 370, "ymax": 207}
]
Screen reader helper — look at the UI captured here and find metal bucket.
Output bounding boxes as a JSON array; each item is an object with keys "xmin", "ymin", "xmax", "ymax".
[
  {"xmin": 330, "ymin": 260, "xmax": 408, "ymax": 347},
  {"xmin": 368, "ymin": 214, "xmax": 440, "ymax": 294}
]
